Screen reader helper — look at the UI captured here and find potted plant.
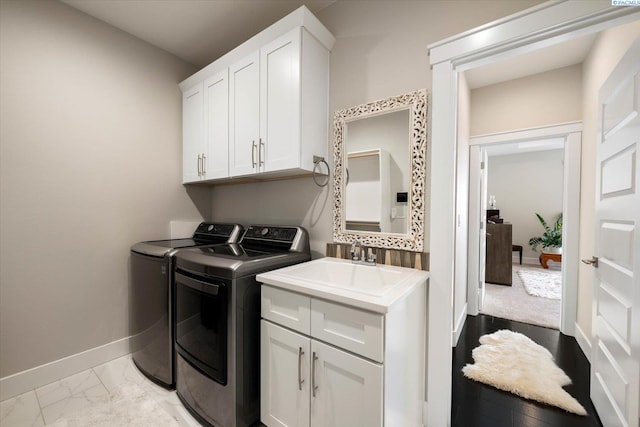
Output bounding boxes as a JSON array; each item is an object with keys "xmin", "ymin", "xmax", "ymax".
[{"xmin": 528, "ymin": 213, "xmax": 563, "ymax": 254}]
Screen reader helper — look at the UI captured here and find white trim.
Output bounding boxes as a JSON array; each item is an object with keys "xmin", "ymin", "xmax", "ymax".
[
  {"xmin": 0, "ymin": 336, "xmax": 131, "ymax": 401},
  {"xmin": 574, "ymin": 322, "xmax": 592, "ymax": 364},
  {"xmin": 427, "ymin": 4, "xmax": 636, "ymax": 425},
  {"xmin": 466, "ymin": 123, "xmax": 582, "ymax": 337},
  {"xmin": 452, "ymin": 303, "xmax": 468, "ymax": 346}
]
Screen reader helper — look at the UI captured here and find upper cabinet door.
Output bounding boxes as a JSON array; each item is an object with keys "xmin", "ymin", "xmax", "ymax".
[
  {"xmin": 203, "ymin": 69, "xmax": 229, "ymax": 180},
  {"xmin": 182, "ymin": 82, "xmax": 204, "ymax": 183},
  {"xmin": 260, "ymin": 28, "xmax": 301, "ymax": 173},
  {"xmin": 229, "ymin": 51, "xmax": 260, "ymax": 177}
]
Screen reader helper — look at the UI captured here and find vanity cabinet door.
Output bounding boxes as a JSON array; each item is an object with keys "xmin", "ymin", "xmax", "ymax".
[
  {"xmin": 229, "ymin": 51, "xmax": 260, "ymax": 177},
  {"xmin": 261, "ymin": 321, "xmax": 311, "ymax": 427},
  {"xmin": 202, "ymin": 69, "xmax": 229, "ymax": 180},
  {"xmin": 310, "ymin": 339, "xmax": 383, "ymax": 427},
  {"xmin": 182, "ymin": 82, "xmax": 205, "ymax": 183},
  {"xmin": 260, "ymin": 28, "xmax": 301, "ymax": 174}
]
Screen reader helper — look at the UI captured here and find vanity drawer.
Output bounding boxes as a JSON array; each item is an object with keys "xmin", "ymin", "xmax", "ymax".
[
  {"xmin": 261, "ymin": 285, "xmax": 311, "ymax": 334},
  {"xmin": 311, "ymin": 298, "xmax": 384, "ymax": 363}
]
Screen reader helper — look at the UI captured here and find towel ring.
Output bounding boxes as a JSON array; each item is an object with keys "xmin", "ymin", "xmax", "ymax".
[{"xmin": 312, "ymin": 156, "xmax": 330, "ymax": 187}]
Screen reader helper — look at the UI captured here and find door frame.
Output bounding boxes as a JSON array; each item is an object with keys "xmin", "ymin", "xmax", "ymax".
[
  {"xmin": 426, "ymin": 3, "xmax": 640, "ymax": 426},
  {"xmin": 467, "ymin": 122, "xmax": 582, "ymax": 337}
]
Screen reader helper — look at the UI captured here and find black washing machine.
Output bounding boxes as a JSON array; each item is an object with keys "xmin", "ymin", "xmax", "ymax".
[
  {"xmin": 173, "ymin": 225, "xmax": 311, "ymax": 427},
  {"xmin": 129, "ymin": 222, "xmax": 243, "ymax": 388}
]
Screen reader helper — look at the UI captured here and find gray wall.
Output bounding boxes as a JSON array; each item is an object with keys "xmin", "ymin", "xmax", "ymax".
[
  {"xmin": 470, "ymin": 64, "xmax": 583, "ymax": 136},
  {"xmin": 210, "ymin": 0, "xmax": 544, "ymax": 256},
  {"xmin": 0, "ymin": 0, "xmax": 206, "ymax": 377},
  {"xmin": 487, "ymin": 150, "xmax": 565, "ymax": 261}
]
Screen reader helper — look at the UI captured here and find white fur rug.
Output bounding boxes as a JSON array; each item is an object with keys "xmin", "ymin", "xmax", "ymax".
[
  {"xmin": 48, "ymin": 383, "xmax": 180, "ymax": 427},
  {"xmin": 518, "ymin": 269, "xmax": 562, "ymax": 300},
  {"xmin": 462, "ymin": 329, "xmax": 587, "ymax": 415}
]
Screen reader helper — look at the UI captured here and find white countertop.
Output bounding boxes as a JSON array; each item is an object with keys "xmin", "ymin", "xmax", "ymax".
[{"xmin": 257, "ymin": 257, "xmax": 429, "ymax": 313}]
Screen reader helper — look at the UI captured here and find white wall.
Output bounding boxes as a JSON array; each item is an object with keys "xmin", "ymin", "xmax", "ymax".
[
  {"xmin": 487, "ymin": 149, "xmax": 564, "ymax": 261},
  {"xmin": 0, "ymin": 0, "xmax": 205, "ymax": 379},
  {"xmin": 577, "ymin": 20, "xmax": 640, "ymax": 342},
  {"xmin": 210, "ymin": 0, "xmax": 544, "ymax": 255},
  {"xmin": 471, "ymin": 64, "xmax": 583, "ymax": 135},
  {"xmin": 453, "ymin": 72, "xmax": 470, "ymax": 343}
]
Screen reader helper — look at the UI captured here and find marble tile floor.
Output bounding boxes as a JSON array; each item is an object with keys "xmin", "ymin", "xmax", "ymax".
[{"xmin": 0, "ymin": 355, "xmax": 202, "ymax": 427}]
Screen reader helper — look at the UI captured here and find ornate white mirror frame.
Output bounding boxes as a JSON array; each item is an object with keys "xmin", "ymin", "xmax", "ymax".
[{"xmin": 332, "ymin": 88, "xmax": 428, "ymax": 251}]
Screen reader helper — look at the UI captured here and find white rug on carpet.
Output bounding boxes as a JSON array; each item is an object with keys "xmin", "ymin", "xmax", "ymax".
[
  {"xmin": 48, "ymin": 383, "xmax": 180, "ymax": 427},
  {"xmin": 462, "ymin": 329, "xmax": 587, "ymax": 415},
  {"xmin": 518, "ymin": 269, "xmax": 562, "ymax": 300}
]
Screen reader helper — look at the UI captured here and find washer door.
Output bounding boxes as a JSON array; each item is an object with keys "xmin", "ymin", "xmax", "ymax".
[{"xmin": 175, "ymin": 270, "xmax": 228, "ymax": 385}]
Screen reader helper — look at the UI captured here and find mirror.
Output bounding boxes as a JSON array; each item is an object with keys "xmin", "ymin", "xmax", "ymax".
[{"xmin": 333, "ymin": 89, "xmax": 428, "ymax": 251}]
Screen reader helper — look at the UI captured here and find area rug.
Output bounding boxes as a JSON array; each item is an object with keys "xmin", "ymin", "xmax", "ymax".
[
  {"xmin": 48, "ymin": 383, "xmax": 180, "ymax": 427},
  {"xmin": 462, "ymin": 329, "xmax": 587, "ymax": 415},
  {"xmin": 518, "ymin": 269, "xmax": 562, "ymax": 300}
]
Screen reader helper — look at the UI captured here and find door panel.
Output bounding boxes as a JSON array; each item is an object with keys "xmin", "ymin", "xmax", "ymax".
[
  {"xmin": 260, "ymin": 28, "xmax": 301, "ymax": 173},
  {"xmin": 229, "ymin": 52, "xmax": 260, "ymax": 177},
  {"xmin": 591, "ymin": 39, "xmax": 640, "ymax": 427},
  {"xmin": 310, "ymin": 340, "xmax": 382, "ymax": 427},
  {"xmin": 261, "ymin": 321, "xmax": 310, "ymax": 427},
  {"xmin": 203, "ymin": 70, "xmax": 229, "ymax": 180},
  {"xmin": 183, "ymin": 83, "xmax": 204, "ymax": 183}
]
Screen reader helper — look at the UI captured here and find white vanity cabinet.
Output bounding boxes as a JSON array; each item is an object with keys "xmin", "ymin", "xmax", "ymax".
[
  {"xmin": 182, "ymin": 69, "xmax": 229, "ymax": 183},
  {"xmin": 229, "ymin": 27, "xmax": 329, "ymax": 178},
  {"xmin": 260, "ymin": 278, "xmax": 425, "ymax": 427}
]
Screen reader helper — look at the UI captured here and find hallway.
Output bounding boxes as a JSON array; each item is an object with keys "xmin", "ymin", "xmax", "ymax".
[{"xmin": 452, "ymin": 315, "xmax": 602, "ymax": 427}]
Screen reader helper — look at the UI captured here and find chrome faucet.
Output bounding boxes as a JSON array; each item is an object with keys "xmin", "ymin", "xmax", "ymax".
[
  {"xmin": 350, "ymin": 240, "xmax": 362, "ymax": 261},
  {"xmin": 350, "ymin": 240, "xmax": 376, "ymax": 265}
]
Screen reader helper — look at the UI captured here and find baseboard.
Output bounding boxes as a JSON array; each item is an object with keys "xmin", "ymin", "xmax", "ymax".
[
  {"xmin": 574, "ymin": 322, "xmax": 592, "ymax": 363},
  {"xmin": 0, "ymin": 336, "xmax": 131, "ymax": 401},
  {"xmin": 513, "ymin": 255, "xmax": 539, "ymax": 265},
  {"xmin": 452, "ymin": 303, "xmax": 468, "ymax": 346}
]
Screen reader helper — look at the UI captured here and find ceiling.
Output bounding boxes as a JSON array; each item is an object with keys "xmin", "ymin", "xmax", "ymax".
[
  {"xmin": 60, "ymin": 1, "xmax": 597, "ymax": 89},
  {"xmin": 60, "ymin": 0, "xmax": 336, "ymax": 68}
]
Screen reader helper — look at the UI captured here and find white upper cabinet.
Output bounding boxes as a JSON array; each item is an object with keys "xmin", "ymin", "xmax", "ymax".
[
  {"xmin": 203, "ymin": 69, "xmax": 229, "ymax": 180},
  {"xmin": 182, "ymin": 83, "xmax": 205, "ymax": 183},
  {"xmin": 180, "ymin": 6, "xmax": 334, "ymax": 184}
]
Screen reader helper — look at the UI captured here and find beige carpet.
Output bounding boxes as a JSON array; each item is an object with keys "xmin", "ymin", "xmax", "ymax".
[
  {"xmin": 481, "ymin": 264, "xmax": 561, "ymax": 329},
  {"xmin": 463, "ymin": 329, "xmax": 587, "ymax": 415}
]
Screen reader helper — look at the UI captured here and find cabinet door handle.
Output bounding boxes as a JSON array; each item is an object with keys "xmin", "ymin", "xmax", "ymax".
[
  {"xmin": 197, "ymin": 154, "xmax": 202, "ymax": 176},
  {"xmin": 312, "ymin": 351, "xmax": 318, "ymax": 397},
  {"xmin": 202, "ymin": 153, "xmax": 206, "ymax": 174},
  {"xmin": 298, "ymin": 347, "xmax": 305, "ymax": 391},
  {"xmin": 251, "ymin": 140, "xmax": 257, "ymax": 168},
  {"xmin": 259, "ymin": 138, "xmax": 265, "ymax": 167}
]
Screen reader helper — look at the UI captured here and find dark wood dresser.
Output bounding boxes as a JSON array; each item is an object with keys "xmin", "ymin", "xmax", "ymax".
[{"xmin": 485, "ymin": 223, "xmax": 512, "ymax": 285}]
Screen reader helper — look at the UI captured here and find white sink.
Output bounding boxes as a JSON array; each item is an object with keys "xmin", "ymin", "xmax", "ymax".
[{"xmin": 271, "ymin": 257, "xmax": 407, "ymax": 297}]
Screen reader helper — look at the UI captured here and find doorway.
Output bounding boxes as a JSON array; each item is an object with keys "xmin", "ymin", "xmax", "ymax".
[
  {"xmin": 468, "ymin": 123, "xmax": 582, "ymax": 334},
  {"xmin": 480, "ymin": 139, "xmax": 565, "ymax": 329}
]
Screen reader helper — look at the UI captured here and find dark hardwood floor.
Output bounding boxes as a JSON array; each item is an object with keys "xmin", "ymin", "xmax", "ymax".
[{"xmin": 452, "ymin": 314, "xmax": 602, "ymax": 427}]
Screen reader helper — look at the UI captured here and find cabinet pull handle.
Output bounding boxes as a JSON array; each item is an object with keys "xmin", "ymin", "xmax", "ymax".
[
  {"xmin": 298, "ymin": 347, "xmax": 305, "ymax": 391},
  {"xmin": 251, "ymin": 140, "xmax": 257, "ymax": 168},
  {"xmin": 197, "ymin": 154, "xmax": 202, "ymax": 176},
  {"xmin": 259, "ymin": 138, "xmax": 265, "ymax": 167},
  {"xmin": 202, "ymin": 153, "xmax": 206, "ymax": 174},
  {"xmin": 312, "ymin": 351, "xmax": 318, "ymax": 397}
]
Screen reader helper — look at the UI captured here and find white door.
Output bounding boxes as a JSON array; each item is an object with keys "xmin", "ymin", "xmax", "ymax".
[
  {"xmin": 261, "ymin": 321, "xmax": 310, "ymax": 427},
  {"xmin": 310, "ymin": 339, "xmax": 383, "ymax": 427},
  {"xmin": 203, "ymin": 69, "xmax": 229, "ymax": 180},
  {"xmin": 260, "ymin": 28, "xmax": 301, "ymax": 173},
  {"xmin": 478, "ymin": 149, "xmax": 488, "ymax": 310},
  {"xmin": 229, "ymin": 51, "xmax": 260, "ymax": 177},
  {"xmin": 590, "ymin": 38, "xmax": 640, "ymax": 427},
  {"xmin": 182, "ymin": 82, "xmax": 204, "ymax": 183}
]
